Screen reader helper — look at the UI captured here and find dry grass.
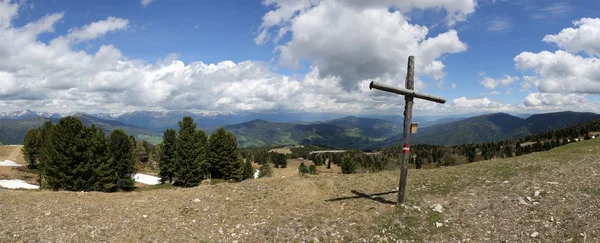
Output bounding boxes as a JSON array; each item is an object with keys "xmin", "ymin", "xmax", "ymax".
[
  {"xmin": 0, "ymin": 146, "xmax": 37, "ymax": 184},
  {"xmin": 1, "ymin": 140, "xmax": 600, "ymax": 242},
  {"xmin": 269, "ymin": 147, "xmax": 293, "ymax": 155}
]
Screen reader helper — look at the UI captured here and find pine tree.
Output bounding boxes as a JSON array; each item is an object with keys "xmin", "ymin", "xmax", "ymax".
[
  {"xmin": 308, "ymin": 163, "xmax": 318, "ymax": 175},
  {"xmin": 174, "ymin": 117, "xmax": 203, "ymax": 187},
  {"xmin": 258, "ymin": 162, "xmax": 272, "ymax": 178},
  {"xmin": 22, "ymin": 128, "xmax": 41, "ymax": 169},
  {"xmin": 207, "ymin": 128, "xmax": 242, "ymax": 180},
  {"xmin": 158, "ymin": 129, "xmax": 177, "ymax": 183},
  {"xmin": 37, "ymin": 121, "xmax": 54, "ymax": 188},
  {"xmin": 194, "ymin": 129, "xmax": 210, "ymax": 179},
  {"xmin": 341, "ymin": 157, "xmax": 357, "ymax": 174},
  {"xmin": 298, "ymin": 161, "xmax": 309, "ymax": 174},
  {"xmin": 108, "ymin": 129, "xmax": 136, "ymax": 191},
  {"xmin": 44, "ymin": 117, "xmax": 88, "ymax": 191}
]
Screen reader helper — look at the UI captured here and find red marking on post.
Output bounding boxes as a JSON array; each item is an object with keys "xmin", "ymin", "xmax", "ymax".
[{"xmin": 402, "ymin": 144, "xmax": 410, "ymax": 154}]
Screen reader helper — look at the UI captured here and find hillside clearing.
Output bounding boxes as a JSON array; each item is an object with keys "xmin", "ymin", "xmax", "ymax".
[{"xmin": 1, "ymin": 140, "xmax": 600, "ymax": 241}]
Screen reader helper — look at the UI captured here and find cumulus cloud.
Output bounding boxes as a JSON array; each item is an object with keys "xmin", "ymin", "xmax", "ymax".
[
  {"xmin": 514, "ymin": 50, "xmax": 600, "ymax": 94},
  {"xmin": 514, "ymin": 18, "xmax": 600, "ymax": 94},
  {"xmin": 479, "ymin": 74, "xmax": 519, "ymax": 90},
  {"xmin": 258, "ymin": 0, "xmax": 470, "ymax": 91},
  {"xmin": 452, "ymin": 97, "xmax": 504, "ymax": 109},
  {"xmin": 0, "ymin": 3, "xmax": 388, "ymax": 114},
  {"xmin": 9, "ymin": 0, "xmax": 596, "ymax": 116},
  {"xmin": 523, "ymin": 93, "xmax": 588, "ymax": 107},
  {"xmin": 542, "ymin": 18, "xmax": 600, "ymax": 57}
]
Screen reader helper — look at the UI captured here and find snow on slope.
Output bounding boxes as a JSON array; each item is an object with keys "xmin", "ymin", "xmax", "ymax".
[
  {"xmin": 0, "ymin": 160, "xmax": 22, "ymax": 167},
  {"xmin": 134, "ymin": 173, "xmax": 161, "ymax": 185},
  {"xmin": 0, "ymin": 180, "xmax": 39, "ymax": 189}
]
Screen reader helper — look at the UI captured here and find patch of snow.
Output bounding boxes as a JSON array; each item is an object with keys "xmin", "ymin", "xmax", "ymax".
[
  {"xmin": 0, "ymin": 160, "xmax": 22, "ymax": 167},
  {"xmin": 253, "ymin": 169, "xmax": 260, "ymax": 179},
  {"xmin": 0, "ymin": 179, "xmax": 39, "ymax": 189},
  {"xmin": 133, "ymin": 173, "xmax": 161, "ymax": 185}
]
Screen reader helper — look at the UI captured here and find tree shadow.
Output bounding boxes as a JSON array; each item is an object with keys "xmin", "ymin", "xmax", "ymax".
[{"xmin": 325, "ymin": 190, "xmax": 397, "ymax": 205}]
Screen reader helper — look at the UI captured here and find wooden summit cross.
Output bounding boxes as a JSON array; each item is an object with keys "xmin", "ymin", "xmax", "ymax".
[{"xmin": 369, "ymin": 56, "xmax": 446, "ymax": 204}]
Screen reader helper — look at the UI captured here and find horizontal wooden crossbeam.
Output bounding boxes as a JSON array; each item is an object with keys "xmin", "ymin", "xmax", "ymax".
[{"xmin": 369, "ymin": 81, "xmax": 446, "ymax": 104}]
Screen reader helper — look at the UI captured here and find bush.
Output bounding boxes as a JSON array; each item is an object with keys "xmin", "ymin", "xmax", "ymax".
[
  {"xmin": 340, "ymin": 157, "xmax": 357, "ymax": 174},
  {"xmin": 258, "ymin": 163, "xmax": 272, "ymax": 178},
  {"xmin": 298, "ymin": 161, "xmax": 309, "ymax": 174},
  {"xmin": 308, "ymin": 163, "xmax": 318, "ymax": 175}
]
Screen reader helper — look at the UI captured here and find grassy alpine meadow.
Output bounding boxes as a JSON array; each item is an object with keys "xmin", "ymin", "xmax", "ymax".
[{"xmin": 1, "ymin": 138, "xmax": 599, "ymax": 241}]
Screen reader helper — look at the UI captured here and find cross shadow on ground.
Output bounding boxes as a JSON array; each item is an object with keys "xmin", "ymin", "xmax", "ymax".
[{"xmin": 325, "ymin": 190, "xmax": 397, "ymax": 205}]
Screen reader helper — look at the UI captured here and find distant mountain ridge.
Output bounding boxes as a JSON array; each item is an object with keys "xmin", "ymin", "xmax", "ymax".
[
  {"xmin": 223, "ymin": 117, "xmax": 400, "ymax": 148},
  {"xmin": 0, "ymin": 114, "xmax": 162, "ymax": 145},
  {"xmin": 2, "ymin": 110, "xmax": 598, "ymax": 149},
  {"xmin": 380, "ymin": 111, "xmax": 600, "ymax": 147}
]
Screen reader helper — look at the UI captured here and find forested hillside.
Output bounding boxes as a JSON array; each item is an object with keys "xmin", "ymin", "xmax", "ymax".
[
  {"xmin": 224, "ymin": 117, "xmax": 398, "ymax": 148},
  {"xmin": 380, "ymin": 111, "xmax": 600, "ymax": 147}
]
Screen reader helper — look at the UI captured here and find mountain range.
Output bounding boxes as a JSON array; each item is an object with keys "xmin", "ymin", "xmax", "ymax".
[
  {"xmin": 380, "ymin": 111, "xmax": 600, "ymax": 147},
  {"xmin": 1, "ymin": 110, "xmax": 599, "ymax": 149}
]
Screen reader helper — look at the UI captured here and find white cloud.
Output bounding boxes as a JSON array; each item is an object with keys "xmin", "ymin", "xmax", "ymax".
[
  {"xmin": 479, "ymin": 74, "xmax": 519, "ymax": 90},
  {"xmin": 66, "ymin": 17, "xmax": 128, "ymax": 42},
  {"xmin": 258, "ymin": 0, "xmax": 470, "ymax": 91},
  {"xmin": 523, "ymin": 93, "xmax": 588, "ymax": 107},
  {"xmin": 0, "ymin": 0, "xmax": 19, "ymax": 28},
  {"xmin": 531, "ymin": 2, "xmax": 573, "ymax": 20},
  {"xmin": 514, "ymin": 18, "xmax": 600, "ymax": 95},
  {"xmin": 490, "ymin": 91, "xmax": 500, "ymax": 95},
  {"xmin": 488, "ymin": 17, "xmax": 511, "ymax": 32},
  {"xmin": 7, "ymin": 0, "xmax": 596, "ymax": 116},
  {"xmin": 141, "ymin": 0, "xmax": 154, "ymax": 8},
  {"xmin": 514, "ymin": 50, "xmax": 600, "ymax": 94},
  {"xmin": 543, "ymin": 18, "xmax": 600, "ymax": 57},
  {"xmin": 452, "ymin": 96, "xmax": 504, "ymax": 109}
]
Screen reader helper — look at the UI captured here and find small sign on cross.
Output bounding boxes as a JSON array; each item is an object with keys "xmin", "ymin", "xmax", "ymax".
[{"xmin": 369, "ymin": 56, "xmax": 447, "ymax": 204}]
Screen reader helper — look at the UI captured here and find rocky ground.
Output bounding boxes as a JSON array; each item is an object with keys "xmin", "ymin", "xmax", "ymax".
[{"xmin": 1, "ymin": 139, "xmax": 599, "ymax": 242}]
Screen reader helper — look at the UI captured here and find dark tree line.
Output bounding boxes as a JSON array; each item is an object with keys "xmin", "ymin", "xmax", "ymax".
[
  {"xmin": 22, "ymin": 117, "xmax": 136, "ymax": 192},
  {"xmin": 381, "ymin": 118, "xmax": 600, "ymax": 168},
  {"xmin": 157, "ymin": 117, "xmax": 253, "ymax": 186}
]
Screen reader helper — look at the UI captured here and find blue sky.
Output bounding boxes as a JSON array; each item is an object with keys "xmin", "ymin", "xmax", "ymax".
[{"xmin": 1, "ymin": 0, "xmax": 600, "ymax": 115}]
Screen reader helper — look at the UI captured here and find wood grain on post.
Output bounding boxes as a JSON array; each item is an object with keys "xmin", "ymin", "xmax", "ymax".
[{"xmin": 398, "ymin": 56, "xmax": 414, "ymax": 204}]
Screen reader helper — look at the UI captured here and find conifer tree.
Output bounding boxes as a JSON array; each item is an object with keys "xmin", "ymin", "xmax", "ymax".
[
  {"xmin": 22, "ymin": 128, "xmax": 41, "ymax": 169},
  {"xmin": 194, "ymin": 129, "xmax": 210, "ymax": 179},
  {"xmin": 158, "ymin": 129, "xmax": 177, "ymax": 183},
  {"xmin": 237, "ymin": 159, "xmax": 254, "ymax": 181},
  {"xmin": 207, "ymin": 128, "xmax": 242, "ymax": 180},
  {"xmin": 308, "ymin": 163, "xmax": 317, "ymax": 175},
  {"xmin": 44, "ymin": 117, "xmax": 88, "ymax": 191},
  {"xmin": 258, "ymin": 162, "xmax": 272, "ymax": 178},
  {"xmin": 341, "ymin": 157, "xmax": 357, "ymax": 174},
  {"xmin": 108, "ymin": 129, "xmax": 136, "ymax": 191},
  {"xmin": 174, "ymin": 117, "xmax": 203, "ymax": 186},
  {"xmin": 72, "ymin": 125, "xmax": 110, "ymax": 191},
  {"xmin": 298, "ymin": 161, "xmax": 309, "ymax": 174},
  {"xmin": 37, "ymin": 121, "xmax": 54, "ymax": 188}
]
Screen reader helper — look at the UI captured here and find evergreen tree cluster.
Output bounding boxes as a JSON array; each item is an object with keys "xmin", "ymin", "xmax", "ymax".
[
  {"xmin": 158, "ymin": 117, "xmax": 252, "ymax": 186},
  {"xmin": 21, "ymin": 117, "xmax": 136, "ymax": 192}
]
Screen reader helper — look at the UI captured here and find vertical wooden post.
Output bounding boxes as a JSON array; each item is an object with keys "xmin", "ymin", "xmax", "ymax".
[{"xmin": 398, "ymin": 56, "xmax": 414, "ymax": 204}]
